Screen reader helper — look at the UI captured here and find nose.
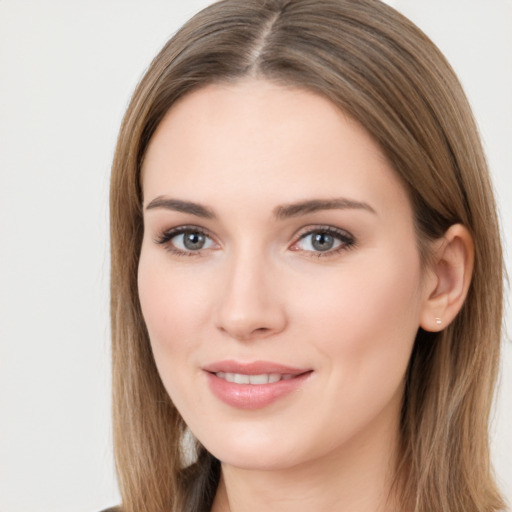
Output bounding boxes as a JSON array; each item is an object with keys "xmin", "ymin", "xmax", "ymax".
[{"xmin": 214, "ymin": 251, "xmax": 288, "ymax": 341}]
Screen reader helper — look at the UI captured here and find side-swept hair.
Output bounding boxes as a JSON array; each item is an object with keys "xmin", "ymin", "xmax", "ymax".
[{"xmin": 110, "ymin": 1, "xmax": 505, "ymax": 510}]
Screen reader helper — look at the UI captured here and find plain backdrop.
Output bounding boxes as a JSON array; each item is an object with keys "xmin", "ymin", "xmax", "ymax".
[{"xmin": 0, "ymin": 1, "xmax": 510, "ymax": 511}]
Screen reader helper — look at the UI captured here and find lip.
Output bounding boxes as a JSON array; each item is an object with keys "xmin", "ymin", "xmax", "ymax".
[
  {"xmin": 203, "ymin": 360, "xmax": 308, "ymax": 375},
  {"xmin": 202, "ymin": 360, "xmax": 313, "ymax": 410}
]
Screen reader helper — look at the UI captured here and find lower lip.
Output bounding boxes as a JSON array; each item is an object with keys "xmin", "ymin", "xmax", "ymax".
[{"xmin": 205, "ymin": 371, "xmax": 312, "ymax": 410}]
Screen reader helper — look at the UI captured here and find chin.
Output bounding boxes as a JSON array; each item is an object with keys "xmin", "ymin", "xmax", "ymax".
[{"xmin": 197, "ymin": 429, "xmax": 305, "ymax": 471}]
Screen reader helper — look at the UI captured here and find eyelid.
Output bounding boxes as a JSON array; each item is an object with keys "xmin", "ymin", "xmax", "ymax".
[
  {"xmin": 154, "ymin": 225, "xmax": 219, "ymax": 255},
  {"xmin": 154, "ymin": 225, "xmax": 211, "ymax": 243},
  {"xmin": 153, "ymin": 223, "xmax": 355, "ymax": 257},
  {"xmin": 289, "ymin": 224, "xmax": 356, "ymax": 255}
]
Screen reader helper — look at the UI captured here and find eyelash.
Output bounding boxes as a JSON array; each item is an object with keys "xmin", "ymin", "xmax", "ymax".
[
  {"xmin": 154, "ymin": 226, "xmax": 215, "ymax": 257},
  {"xmin": 154, "ymin": 225, "xmax": 356, "ymax": 258},
  {"xmin": 292, "ymin": 225, "xmax": 356, "ymax": 258}
]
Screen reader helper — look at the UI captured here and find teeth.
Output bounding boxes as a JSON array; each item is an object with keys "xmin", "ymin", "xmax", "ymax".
[
  {"xmin": 249, "ymin": 374, "xmax": 268, "ymax": 384},
  {"xmin": 233, "ymin": 373, "xmax": 249, "ymax": 384},
  {"xmin": 215, "ymin": 372, "xmax": 289, "ymax": 384}
]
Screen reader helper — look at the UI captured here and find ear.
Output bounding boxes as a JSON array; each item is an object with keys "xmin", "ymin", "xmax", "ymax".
[{"xmin": 420, "ymin": 224, "xmax": 474, "ymax": 332}]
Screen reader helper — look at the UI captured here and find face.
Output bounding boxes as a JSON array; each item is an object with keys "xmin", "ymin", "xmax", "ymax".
[{"xmin": 138, "ymin": 80, "xmax": 431, "ymax": 471}]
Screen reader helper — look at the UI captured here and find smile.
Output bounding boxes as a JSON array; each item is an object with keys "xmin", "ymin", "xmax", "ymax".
[
  {"xmin": 203, "ymin": 361, "xmax": 312, "ymax": 409},
  {"xmin": 214, "ymin": 372, "xmax": 296, "ymax": 384}
]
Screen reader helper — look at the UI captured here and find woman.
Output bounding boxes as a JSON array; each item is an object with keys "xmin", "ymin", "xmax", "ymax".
[{"xmin": 108, "ymin": 0, "xmax": 506, "ymax": 511}]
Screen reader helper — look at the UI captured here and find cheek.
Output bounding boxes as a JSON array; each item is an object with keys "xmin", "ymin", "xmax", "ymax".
[
  {"xmin": 137, "ymin": 251, "xmax": 214, "ymax": 416},
  {"xmin": 137, "ymin": 249, "xmax": 213, "ymax": 386},
  {"xmin": 284, "ymin": 252, "xmax": 423, "ymax": 446},
  {"xmin": 295, "ymin": 248, "xmax": 423, "ymax": 379}
]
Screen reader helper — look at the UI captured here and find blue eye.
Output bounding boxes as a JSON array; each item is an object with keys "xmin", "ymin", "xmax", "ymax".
[
  {"xmin": 292, "ymin": 228, "xmax": 355, "ymax": 254},
  {"xmin": 174, "ymin": 232, "xmax": 214, "ymax": 251},
  {"xmin": 155, "ymin": 227, "xmax": 216, "ymax": 254}
]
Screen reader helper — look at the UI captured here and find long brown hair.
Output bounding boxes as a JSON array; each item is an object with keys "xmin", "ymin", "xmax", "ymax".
[{"xmin": 109, "ymin": 1, "xmax": 506, "ymax": 510}]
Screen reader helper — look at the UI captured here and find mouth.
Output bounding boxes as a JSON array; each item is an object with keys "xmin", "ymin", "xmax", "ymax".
[
  {"xmin": 203, "ymin": 360, "xmax": 312, "ymax": 409},
  {"xmin": 214, "ymin": 372, "xmax": 296, "ymax": 384}
]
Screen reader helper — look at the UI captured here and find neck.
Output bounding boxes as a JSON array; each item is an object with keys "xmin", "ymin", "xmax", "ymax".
[{"xmin": 210, "ymin": 409, "xmax": 402, "ymax": 512}]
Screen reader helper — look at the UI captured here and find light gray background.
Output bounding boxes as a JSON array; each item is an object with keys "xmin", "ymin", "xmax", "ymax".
[{"xmin": 0, "ymin": 2, "xmax": 510, "ymax": 511}]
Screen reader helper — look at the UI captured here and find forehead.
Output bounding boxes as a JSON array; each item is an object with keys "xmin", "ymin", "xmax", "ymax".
[{"xmin": 141, "ymin": 79, "xmax": 411, "ymax": 221}]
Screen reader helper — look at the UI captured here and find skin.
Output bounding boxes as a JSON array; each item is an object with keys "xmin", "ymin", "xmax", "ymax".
[{"xmin": 138, "ymin": 80, "xmax": 472, "ymax": 511}]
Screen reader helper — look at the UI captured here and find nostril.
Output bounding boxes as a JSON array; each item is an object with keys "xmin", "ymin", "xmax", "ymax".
[{"xmin": 217, "ymin": 323, "xmax": 279, "ymax": 342}]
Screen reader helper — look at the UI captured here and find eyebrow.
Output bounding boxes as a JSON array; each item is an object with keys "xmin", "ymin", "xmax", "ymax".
[
  {"xmin": 145, "ymin": 196, "xmax": 216, "ymax": 218},
  {"xmin": 273, "ymin": 198, "xmax": 376, "ymax": 219},
  {"xmin": 145, "ymin": 196, "xmax": 376, "ymax": 219}
]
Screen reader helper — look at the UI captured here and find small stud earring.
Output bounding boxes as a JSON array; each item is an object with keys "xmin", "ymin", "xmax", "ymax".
[{"xmin": 435, "ymin": 317, "xmax": 442, "ymax": 325}]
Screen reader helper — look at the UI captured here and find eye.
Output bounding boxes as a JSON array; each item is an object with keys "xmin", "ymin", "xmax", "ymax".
[
  {"xmin": 290, "ymin": 227, "xmax": 355, "ymax": 255},
  {"xmin": 155, "ymin": 227, "xmax": 217, "ymax": 255}
]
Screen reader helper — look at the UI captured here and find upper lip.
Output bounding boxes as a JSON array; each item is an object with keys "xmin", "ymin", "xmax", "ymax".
[{"xmin": 202, "ymin": 360, "xmax": 310, "ymax": 375}]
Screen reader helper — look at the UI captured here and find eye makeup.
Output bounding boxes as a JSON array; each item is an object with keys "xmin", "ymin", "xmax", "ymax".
[
  {"xmin": 153, "ymin": 223, "xmax": 356, "ymax": 259},
  {"xmin": 154, "ymin": 225, "xmax": 218, "ymax": 257},
  {"xmin": 289, "ymin": 225, "xmax": 356, "ymax": 258}
]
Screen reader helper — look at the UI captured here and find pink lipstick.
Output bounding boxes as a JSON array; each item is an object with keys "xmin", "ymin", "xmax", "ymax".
[{"xmin": 202, "ymin": 360, "xmax": 312, "ymax": 409}]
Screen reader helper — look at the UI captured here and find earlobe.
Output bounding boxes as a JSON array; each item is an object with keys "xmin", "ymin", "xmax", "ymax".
[{"xmin": 420, "ymin": 224, "xmax": 474, "ymax": 332}]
